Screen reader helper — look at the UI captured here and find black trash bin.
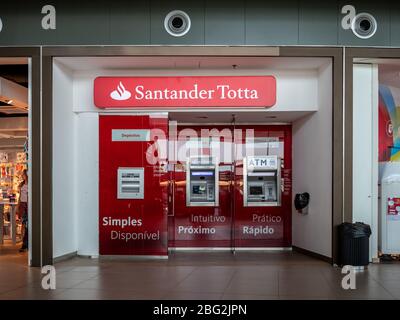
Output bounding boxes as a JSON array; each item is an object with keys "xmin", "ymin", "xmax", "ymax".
[{"xmin": 339, "ymin": 222, "xmax": 372, "ymax": 267}]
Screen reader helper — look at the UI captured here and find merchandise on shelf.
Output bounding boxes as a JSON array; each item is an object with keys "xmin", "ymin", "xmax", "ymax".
[
  {"xmin": 0, "ymin": 150, "xmax": 27, "ymax": 242},
  {"xmin": 0, "ymin": 151, "xmax": 27, "ymax": 202}
]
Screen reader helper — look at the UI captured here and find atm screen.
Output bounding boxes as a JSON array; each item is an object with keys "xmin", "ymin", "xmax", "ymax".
[
  {"xmin": 192, "ymin": 185, "xmax": 206, "ymax": 195},
  {"xmin": 249, "ymin": 186, "xmax": 263, "ymax": 195},
  {"xmin": 191, "ymin": 171, "xmax": 214, "ymax": 176}
]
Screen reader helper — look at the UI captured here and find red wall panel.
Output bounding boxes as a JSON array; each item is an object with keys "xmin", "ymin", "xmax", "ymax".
[
  {"xmin": 99, "ymin": 119, "xmax": 291, "ymax": 254},
  {"xmin": 169, "ymin": 126, "xmax": 233, "ymax": 248},
  {"xmin": 99, "ymin": 115, "xmax": 168, "ymax": 255},
  {"xmin": 233, "ymin": 125, "xmax": 292, "ymax": 248},
  {"xmin": 169, "ymin": 124, "xmax": 292, "ymax": 248}
]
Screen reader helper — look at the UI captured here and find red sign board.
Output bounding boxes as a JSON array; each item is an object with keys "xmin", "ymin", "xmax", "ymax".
[{"xmin": 94, "ymin": 76, "xmax": 276, "ymax": 108}]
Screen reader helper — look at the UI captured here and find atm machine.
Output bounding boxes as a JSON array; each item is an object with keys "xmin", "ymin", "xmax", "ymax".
[
  {"xmin": 117, "ymin": 167, "xmax": 145, "ymax": 199},
  {"xmin": 186, "ymin": 156, "xmax": 219, "ymax": 207},
  {"xmin": 243, "ymin": 155, "xmax": 281, "ymax": 207}
]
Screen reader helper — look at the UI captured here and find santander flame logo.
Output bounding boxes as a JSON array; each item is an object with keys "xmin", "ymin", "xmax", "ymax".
[{"xmin": 110, "ymin": 81, "xmax": 131, "ymax": 101}]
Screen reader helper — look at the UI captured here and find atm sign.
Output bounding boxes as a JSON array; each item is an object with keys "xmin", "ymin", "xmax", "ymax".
[{"xmin": 247, "ymin": 156, "xmax": 278, "ymax": 169}]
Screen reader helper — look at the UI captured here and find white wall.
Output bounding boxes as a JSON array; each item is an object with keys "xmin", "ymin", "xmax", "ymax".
[
  {"xmin": 76, "ymin": 113, "xmax": 99, "ymax": 256},
  {"xmin": 292, "ymin": 62, "xmax": 333, "ymax": 258},
  {"xmin": 352, "ymin": 64, "xmax": 379, "ymax": 261},
  {"xmin": 53, "ymin": 62, "xmax": 78, "ymax": 258}
]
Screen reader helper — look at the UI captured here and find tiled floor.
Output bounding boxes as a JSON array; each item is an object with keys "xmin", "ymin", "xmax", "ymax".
[{"xmin": 0, "ymin": 247, "xmax": 399, "ymax": 300}]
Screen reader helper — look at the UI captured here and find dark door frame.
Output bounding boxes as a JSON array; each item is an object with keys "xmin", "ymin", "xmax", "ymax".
[
  {"xmin": 0, "ymin": 47, "xmax": 41, "ymax": 267},
  {"xmin": 41, "ymin": 46, "xmax": 344, "ymax": 265},
  {"xmin": 344, "ymin": 48, "xmax": 400, "ymax": 225}
]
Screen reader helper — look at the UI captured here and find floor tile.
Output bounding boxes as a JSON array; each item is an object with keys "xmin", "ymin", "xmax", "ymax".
[
  {"xmin": 278, "ymin": 275, "xmax": 336, "ymax": 298},
  {"xmin": 376, "ymin": 280, "xmax": 400, "ymax": 290},
  {"xmin": 173, "ymin": 278, "xmax": 231, "ymax": 293},
  {"xmin": 222, "ymin": 293, "xmax": 279, "ymax": 300},
  {"xmin": 0, "ymin": 287, "xmax": 65, "ymax": 300},
  {"xmin": 225, "ymin": 278, "xmax": 279, "ymax": 296},
  {"xmin": 385, "ymin": 288, "xmax": 400, "ymax": 300},
  {"xmin": 279, "ymin": 295, "xmax": 335, "ymax": 300},
  {"xmin": 333, "ymin": 285, "xmax": 396, "ymax": 300},
  {"xmin": 55, "ymin": 288, "xmax": 165, "ymax": 300},
  {"xmin": 161, "ymin": 291, "xmax": 222, "ymax": 300},
  {"xmin": 0, "ymin": 285, "xmax": 22, "ymax": 295},
  {"xmin": 73, "ymin": 277, "xmax": 179, "ymax": 292},
  {"xmin": 0, "ymin": 250, "xmax": 399, "ymax": 300}
]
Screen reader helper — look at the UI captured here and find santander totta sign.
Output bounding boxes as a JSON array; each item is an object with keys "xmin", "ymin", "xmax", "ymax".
[{"xmin": 94, "ymin": 76, "xmax": 276, "ymax": 108}]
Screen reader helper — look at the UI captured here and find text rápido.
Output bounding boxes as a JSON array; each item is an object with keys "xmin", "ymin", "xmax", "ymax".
[
  {"xmin": 242, "ymin": 226, "xmax": 274, "ymax": 236},
  {"xmin": 241, "ymin": 214, "xmax": 282, "ymax": 237}
]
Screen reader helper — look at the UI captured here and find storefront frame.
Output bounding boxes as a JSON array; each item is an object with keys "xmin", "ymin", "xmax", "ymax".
[
  {"xmin": 42, "ymin": 46, "xmax": 344, "ymax": 265},
  {"xmin": 0, "ymin": 47, "xmax": 41, "ymax": 267},
  {"xmin": 344, "ymin": 48, "xmax": 400, "ymax": 261},
  {"xmin": 345, "ymin": 47, "xmax": 400, "ymax": 216}
]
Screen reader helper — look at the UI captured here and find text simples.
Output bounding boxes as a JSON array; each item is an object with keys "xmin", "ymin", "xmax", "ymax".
[{"xmin": 102, "ymin": 216, "xmax": 160, "ymax": 242}]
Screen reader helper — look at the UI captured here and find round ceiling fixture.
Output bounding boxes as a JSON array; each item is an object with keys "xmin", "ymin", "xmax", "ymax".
[
  {"xmin": 164, "ymin": 10, "xmax": 191, "ymax": 37},
  {"xmin": 351, "ymin": 12, "xmax": 377, "ymax": 39}
]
